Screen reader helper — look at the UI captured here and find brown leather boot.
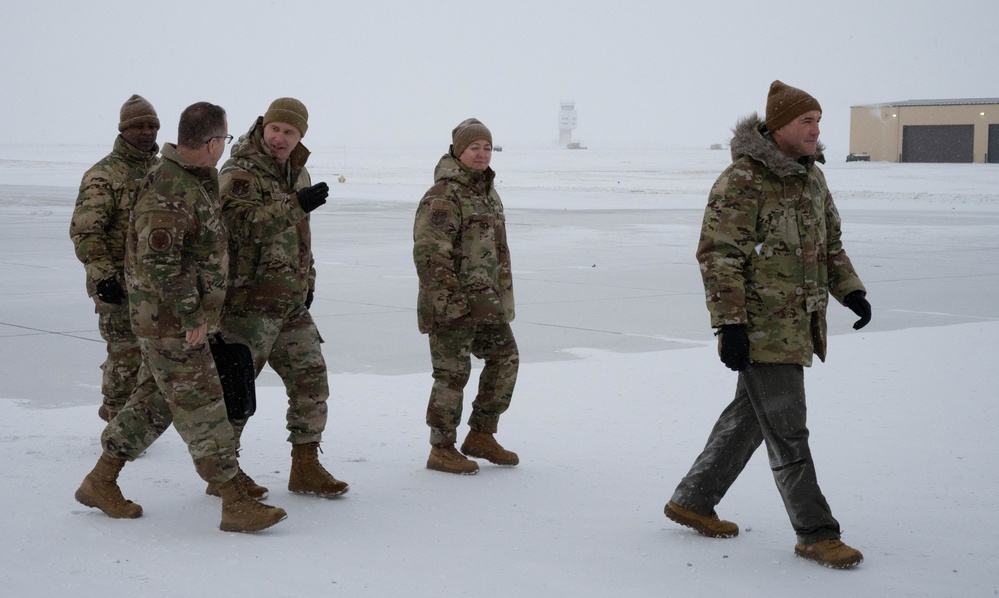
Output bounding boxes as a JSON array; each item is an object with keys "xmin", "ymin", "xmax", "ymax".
[
  {"xmin": 427, "ymin": 445, "xmax": 479, "ymax": 475},
  {"xmin": 75, "ymin": 453, "xmax": 142, "ymax": 519},
  {"xmin": 795, "ymin": 539, "xmax": 864, "ymax": 569},
  {"xmin": 664, "ymin": 500, "xmax": 739, "ymax": 538},
  {"xmin": 460, "ymin": 430, "xmax": 519, "ymax": 466},
  {"xmin": 288, "ymin": 442, "xmax": 349, "ymax": 498},
  {"xmin": 218, "ymin": 477, "xmax": 287, "ymax": 533},
  {"xmin": 206, "ymin": 467, "xmax": 268, "ymax": 499}
]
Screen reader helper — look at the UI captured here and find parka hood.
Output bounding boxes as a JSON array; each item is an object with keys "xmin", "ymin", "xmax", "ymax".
[
  {"xmin": 729, "ymin": 113, "xmax": 825, "ymax": 178},
  {"xmin": 229, "ymin": 116, "xmax": 311, "ymax": 175},
  {"xmin": 433, "ymin": 153, "xmax": 495, "ymax": 189}
]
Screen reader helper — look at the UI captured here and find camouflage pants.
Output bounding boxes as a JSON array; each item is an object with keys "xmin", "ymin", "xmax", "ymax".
[
  {"xmin": 670, "ymin": 363, "xmax": 841, "ymax": 544},
  {"xmin": 97, "ymin": 304, "xmax": 142, "ymax": 417},
  {"xmin": 426, "ymin": 323, "xmax": 519, "ymax": 446},
  {"xmin": 101, "ymin": 336, "xmax": 238, "ymax": 484},
  {"xmin": 222, "ymin": 304, "xmax": 329, "ymax": 445}
]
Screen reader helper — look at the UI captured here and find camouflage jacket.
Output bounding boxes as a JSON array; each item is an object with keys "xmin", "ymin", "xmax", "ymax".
[
  {"xmin": 413, "ymin": 153, "xmax": 515, "ymax": 334},
  {"xmin": 697, "ymin": 114, "xmax": 865, "ymax": 366},
  {"xmin": 218, "ymin": 117, "xmax": 315, "ymax": 315},
  {"xmin": 70, "ymin": 136, "xmax": 159, "ymax": 312},
  {"xmin": 126, "ymin": 143, "xmax": 228, "ymax": 339}
]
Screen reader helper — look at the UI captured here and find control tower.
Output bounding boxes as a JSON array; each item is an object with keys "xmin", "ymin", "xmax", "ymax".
[{"xmin": 558, "ymin": 101, "xmax": 577, "ymax": 147}]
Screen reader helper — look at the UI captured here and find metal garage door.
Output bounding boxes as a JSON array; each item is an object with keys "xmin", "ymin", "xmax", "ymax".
[
  {"xmin": 988, "ymin": 124, "xmax": 999, "ymax": 163},
  {"xmin": 901, "ymin": 124, "xmax": 974, "ymax": 163}
]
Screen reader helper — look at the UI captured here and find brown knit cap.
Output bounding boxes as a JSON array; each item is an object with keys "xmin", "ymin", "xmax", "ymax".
[
  {"xmin": 118, "ymin": 94, "xmax": 160, "ymax": 132},
  {"xmin": 765, "ymin": 80, "xmax": 821, "ymax": 133},
  {"xmin": 451, "ymin": 118, "xmax": 492, "ymax": 157},
  {"xmin": 264, "ymin": 97, "xmax": 309, "ymax": 137}
]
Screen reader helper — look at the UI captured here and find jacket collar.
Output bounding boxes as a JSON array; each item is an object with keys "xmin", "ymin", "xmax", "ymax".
[
  {"xmin": 229, "ymin": 116, "xmax": 311, "ymax": 177},
  {"xmin": 114, "ymin": 135, "xmax": 159, "ymax": 163},
  {"xmin": 433, "ymin": 153, "xmax": 495, "ymax": 189}
]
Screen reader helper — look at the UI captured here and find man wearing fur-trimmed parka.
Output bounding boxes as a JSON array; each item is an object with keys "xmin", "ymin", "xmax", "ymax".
[{"xmin": 663, "ymin": 81, "xmax": 873, "ymax": 569}]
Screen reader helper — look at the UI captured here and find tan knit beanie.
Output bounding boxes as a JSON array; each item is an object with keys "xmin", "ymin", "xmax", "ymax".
[
  {"xmin": 451, "ymin": 118, "xmax": 492, "ymax": 158},
  {"xmin": 765, "ymin": 80, "xmax": 821, "ymax": 133},
  {"xmin": 118, "ymin": 94, "xmax": 160, "ymax": 132},
  {"xmin": 264, "ymin": 97, "xmax": 309, "ymax": 137}
]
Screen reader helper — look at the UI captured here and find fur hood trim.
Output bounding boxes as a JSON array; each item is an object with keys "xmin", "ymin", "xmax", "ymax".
[{"xmin": 729, "ymin": 113, "xmax": 825, "ymax": 178}]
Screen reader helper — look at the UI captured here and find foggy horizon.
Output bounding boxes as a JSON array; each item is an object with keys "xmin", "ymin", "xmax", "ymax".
[{"xmin": 3, "ymin": 1, "xmax": 997, "ymax": 157}]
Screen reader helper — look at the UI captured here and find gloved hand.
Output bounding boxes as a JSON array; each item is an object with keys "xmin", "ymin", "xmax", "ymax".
[
  {"xmin": 295, "ymin": 182, "xmax": 329, "ymax": 213},
  {"xmin": 305, "ymin": 289, "xmax": 314, "ymax": 309},
  {"xmin": 844, "ymin": 290, "xmax": 871, "ymax": 330},
  {"xmin": 716, "ymin": 324, "xmax": 750, "ymax": 371},
  {"xmin": 95, "ymin": 277, "xmax": 125, "ymax": 305}
]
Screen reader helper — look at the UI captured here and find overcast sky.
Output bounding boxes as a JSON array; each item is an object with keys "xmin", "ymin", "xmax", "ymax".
[{"xmin": 2, "ymin": 1, "xmax": 996, "ymax": 155}]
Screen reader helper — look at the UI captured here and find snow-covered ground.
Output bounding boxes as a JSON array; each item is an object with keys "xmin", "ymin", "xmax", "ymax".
[{"xmin": 1, "ymin": 145, "xmax": 997, "ymax": 597}]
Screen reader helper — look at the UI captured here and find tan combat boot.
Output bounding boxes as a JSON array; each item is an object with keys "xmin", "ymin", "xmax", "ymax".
[
  {"xmin": 427, "ymin": 445, "xmax": 479, "ymax": 475},
  {"xmin": 460, "ymin": 430, "xmax": 519, "ymax": 466},
  {"xmin": 288, "ymin": 442, "xmax": 349, "ymax": 497},
  {"xmin": 664, "ymin": 500, "xmax": 739, "ymax": 538},
  {"xmin": 75, "ymin": 453, "xmax": 142, "ymax": 519},
  {"xmin": 795, "ymin": 538, "xmax": 864, "ymax": 569},
  {"xmin": 218, "ymin": 477, "xmax": 287, "ymax": 533},
  {"xmin": 206, "ymin": 467, "xmax": 268, "ymax": 499}
]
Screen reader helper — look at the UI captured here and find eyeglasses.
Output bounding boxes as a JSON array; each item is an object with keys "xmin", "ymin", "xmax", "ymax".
[{"xmin": 207, "ymin": 134, "xmax": 234, "ymax": 145}]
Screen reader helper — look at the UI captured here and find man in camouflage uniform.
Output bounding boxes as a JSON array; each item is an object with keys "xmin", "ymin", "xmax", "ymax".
[
  {"xmin": 663, "ymin": 81, "xmax": 873, "ymax": 569},
  {"xmin": 70, "ymin": 94, "xmax": 160, "ymax": 422},
  {"xmin": 413, "ymin": 118, "xmax": 520, "ymax": 475},
  {"xmin": 75, "ymin": 102, "xmax": 287, "ymax": 533},
  {"xmin": 217, "ymin": 98, "xmax": 348, "ymax": 499}
]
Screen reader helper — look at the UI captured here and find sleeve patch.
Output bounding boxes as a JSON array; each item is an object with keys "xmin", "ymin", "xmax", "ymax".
[
  {"xmin": 230, "ymin": 178, "xmax": 251, "ymax": 198},
  {"xmin": 429, "ymin": 199, "xmax": 452, "ymax": 229},
  {"xmin": 148, "ymin": 229, "xmax": 174, "ymax": 252}
]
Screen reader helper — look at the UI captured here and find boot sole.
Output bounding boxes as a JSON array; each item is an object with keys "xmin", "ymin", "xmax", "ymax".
[
  {"xmin": 460, "ymin": 451, "xmax": 518, "ymax": 466},
  {"xmin": 75, "ymin": 488, "xmax": 143, "ymax": 519},
  {"xmin": 794, "ymin": 549, "xmax": 863, "ymax": 569},
  {"xmin": 220, "ymin": 511, "xmax": 288, "ymax": 533},
  {"xmin": 289, "ymin": 486, "xmax": 349, "ymax": 498},
  {"xmin": 206, "ymin": 486, "xmax": 269, "ymax": 500},
  {"xmin": 426, "ymin": 462, "xmax": 479, "ymax": 475},
  {"xmin": 664, "ymin": 503, "xmax": 737, "ymax": 538}
]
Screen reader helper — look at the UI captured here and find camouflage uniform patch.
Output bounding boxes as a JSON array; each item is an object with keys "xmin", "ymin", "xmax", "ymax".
[
  {"xmin": 229, "ymin": 175, "xmax": 251, "ymax": 199},
  {"xmin": 429, "ymin": 199, "xmax": 451, "ymax": 229},
  {"xmin": 148, "ymin": 228, "xmax": 173, "ymax": 252}
]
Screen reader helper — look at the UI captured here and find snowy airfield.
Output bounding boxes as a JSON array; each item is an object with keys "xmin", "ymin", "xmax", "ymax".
[{"xmin": 1, "ymin": 144, "xmax": 997, "ymax": 596}]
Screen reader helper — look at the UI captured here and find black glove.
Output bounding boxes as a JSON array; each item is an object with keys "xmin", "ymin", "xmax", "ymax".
[
  {"xmin": 95, "ymin": 277, "xmax": 125, "ymax": 305},
  {"xmin": 295, "ymin": 182, "xmax": 329, "ymax": 213},
  {"xmin": 717, "ymin": 324, "xmax": 750, "ymax": 372},
  {"xmin": 844, "ymin": 290, "xmax": 871, "ymax": 330},
  {"xmin": 305, "ymin": 289, "xmax": 314, "ymax": 309}
]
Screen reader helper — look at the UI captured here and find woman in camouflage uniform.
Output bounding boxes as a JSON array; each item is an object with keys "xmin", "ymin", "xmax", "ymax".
[{"xmin": 413, "ymin": 118, "xmax": 520, "ymax": 475}]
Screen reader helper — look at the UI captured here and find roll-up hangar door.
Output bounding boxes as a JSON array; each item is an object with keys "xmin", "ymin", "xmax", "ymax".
[
  {"xmin": 901, "ymin": 124, "xmax": 974, "ymax": 163},
  {"xmin": 988, "ymin": 124, "xmax": 999, "ymax": 163}
]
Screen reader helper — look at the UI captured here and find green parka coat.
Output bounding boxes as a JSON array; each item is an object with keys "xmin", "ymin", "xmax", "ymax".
[
  {"xmin": 126, "ymin": 143, "xmax": 227, "ymax": 338},
  {"xmin": 413, "ymin": 154, "xmax": 515, "ymax": 334},
  {"xmin": 697, "ymin": 114, "xmax": 866, "ymax": 366},
  {"xmin": 218, "ymin": 117, "xmax": 315, "ymax": 316}
]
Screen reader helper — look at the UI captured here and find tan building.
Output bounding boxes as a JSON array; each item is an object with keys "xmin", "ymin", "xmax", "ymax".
[{"xmin": 849, "ymin": 99, "xmax": 999, "ymax": 163}]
